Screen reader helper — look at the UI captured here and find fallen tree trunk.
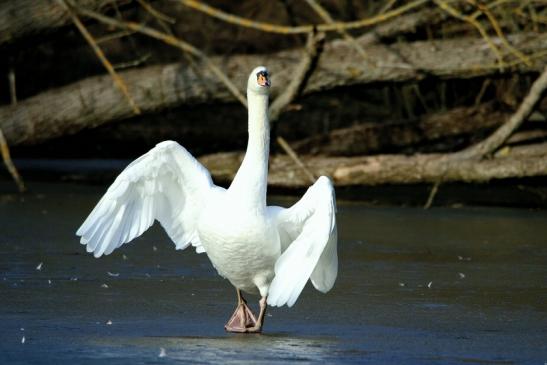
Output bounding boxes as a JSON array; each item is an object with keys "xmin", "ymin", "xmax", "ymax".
[
  {"xmin": 291, "ymin": 102, "xmax": 510, "ymax": 156},
  {"xmin": 1, "ymin": 32, "xmax": 546, "ymax": 146},
  {"xmin": 331, "ymin": 147, "xmax": 547, "ymax": 186},
  {"xmin": 199, "ymin": 143, "xmax": 547, "ymax": 188},
  {"xmin": 0, "ymin": 0, "xmax": 127, "ymax": 46}
]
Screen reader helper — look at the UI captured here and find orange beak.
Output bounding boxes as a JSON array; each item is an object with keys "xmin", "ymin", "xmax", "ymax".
[{"xmin": 257, "ymin": 73, "xmax": 270, "ymax": 87}]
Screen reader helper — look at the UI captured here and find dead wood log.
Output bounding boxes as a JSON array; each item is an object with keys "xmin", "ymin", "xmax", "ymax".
[
  {"xmin": 421, "ymin": 65, "xmax": 547, "ymax": 207},
  {"xmin": 291, "ymin": 102, "xmax": 510, "ymax": 156},
  {"xmin": 1, "ymin": 32, "xmax": 547, "ymax": 146},
  {"xmin": 506, "ymin": 129, "xmax": 547, "ymax": 145},
  {"xmin": 198, "ymin": 143, "xmax": 547, "ymax": 188},
  {"xmin": 0, "ymin": 0, "xmax": 127, "ymax": 46},
  {"xmin": 331, "ymin": 151, "xmax": 547, "ymax": 186},
  {"xmin": 455, "ymin": 65, "xmax": 547, "ymax": 158}
]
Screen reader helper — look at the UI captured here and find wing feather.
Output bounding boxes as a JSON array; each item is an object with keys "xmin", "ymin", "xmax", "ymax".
[
  {"xmin": 267, "ymin": 176, "xmax": 338, "ymax": 307},
  {"xmin": 77, "ymin": 141, "xmax": 213, "ymax": 257},
  {"xmin": 118, "ymin": 199, "xmax": 136, "ymax": 246}
]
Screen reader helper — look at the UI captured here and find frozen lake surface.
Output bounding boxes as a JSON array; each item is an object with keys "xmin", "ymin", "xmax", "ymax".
[{"xmin": 1, "ymin": 182, "xmax": 546, "ymax": 364}]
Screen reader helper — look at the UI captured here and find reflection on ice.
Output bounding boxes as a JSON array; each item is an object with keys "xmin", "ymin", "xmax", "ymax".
[
  {"xmin": 87, "ymin": 334, "xmax": 340, "ymax": 364},
  {"xmin": 160, "ymin": 335, "xmax": 334, "ymax": 363}
]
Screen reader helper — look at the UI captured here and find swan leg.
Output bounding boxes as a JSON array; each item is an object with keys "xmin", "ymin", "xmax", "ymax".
[
  {"xmin": 244, "ymin": 296, "xmax": 267, "ymax": 333},
  {"xmin": 225, "ymin": 289, "xmax": 257, "ymax": 333}
]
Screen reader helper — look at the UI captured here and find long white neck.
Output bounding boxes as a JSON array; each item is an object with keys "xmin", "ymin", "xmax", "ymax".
[{"xmin": 229, "ymin": 90, "xmax": 270, "ymax": 209}]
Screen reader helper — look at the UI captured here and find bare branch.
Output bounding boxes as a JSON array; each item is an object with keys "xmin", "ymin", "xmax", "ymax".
[
  {"xmin": 433, "ymin": 0, "xmax": 505, "ymax": 70},
  {"xmin": 74, "ymin": 5, "xmax": 247, "ymax": 107},
  {"xmin": 456, "ymin": 65, "xmax": 547, "ymax": 159},
  {"xmin": 58, "ymin": 0, "xmax": 141, "ymax": 115},
  {"xmin": 269, "ymin": 31, "xmax": 324, "ymax": 122},
  {"xmin": 178, "ymin": 0, "xmax": 428, "ymax": 34},
  {"xmin": 276, "ymin": 136, "xmax": 316, "ymax": 184},
  {"xmin": 136, "ymin": 0, "xmax": 175, "ymax": 24},
  {"xmin": 0, "ymin": 129, "xmax": 25, "ymax": 192},
  {"xmin": 2, "ymin": 66, "xmax": 25, "ymax": 191},
  {"xmin": 8, "ymin": 68, "xmax": 17, "ymax": 106},
  {"xmin": 424, "ymin": 181, "xmax": 441, "ymax": 209},
  {"xmin": 467, "ymin": 0, "xmax": 532, "ymax": 66},
  {"xmin": 304, "ymin": 0, "xmax": 368, "ymax": 60}
]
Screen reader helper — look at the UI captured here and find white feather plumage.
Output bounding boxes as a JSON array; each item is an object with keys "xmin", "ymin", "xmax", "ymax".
[{"xmin": 76, "ymin": 66, "xmax": 338, "ymax": 309}]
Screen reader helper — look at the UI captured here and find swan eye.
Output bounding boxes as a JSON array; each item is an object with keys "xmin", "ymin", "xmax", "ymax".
[{"xmin": 256, "ymin": 71, "xmax": 270, "ymax": 87}]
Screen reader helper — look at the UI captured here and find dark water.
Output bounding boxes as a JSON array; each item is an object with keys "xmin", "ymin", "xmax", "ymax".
[{"xmin": 0, "ymin": 182, "xmax": 546, "ymax": 364}]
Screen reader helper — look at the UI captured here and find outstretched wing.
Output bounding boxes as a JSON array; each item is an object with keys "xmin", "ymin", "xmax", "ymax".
[
  {"xmin": 267, "ymin": 176, "xmax": 338, "ymax": 307},
  {"xmin": 76, "ymin": 141, "xmax": 214, "ymax": 258}
]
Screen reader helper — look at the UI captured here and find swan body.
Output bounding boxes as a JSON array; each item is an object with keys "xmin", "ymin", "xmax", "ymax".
[{"xmin": 76, "ymin": 66, "xmax": 338, "ymax": 332}]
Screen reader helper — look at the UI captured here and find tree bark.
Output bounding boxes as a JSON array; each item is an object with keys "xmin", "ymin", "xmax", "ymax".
[
  {"xmin": 1, "ymin": 32, "xmax": 546, "ymax": 146},
  {"xmin": 198, "ymin": 143, "xmax": 547, "ymax": 188},
  {"xmin": 331, "ymin": 148, "xmax": 547, "ymax": 186},
  {"xmin": 0, "ymin": 0, "xmax": 127, "ymax": 46}
]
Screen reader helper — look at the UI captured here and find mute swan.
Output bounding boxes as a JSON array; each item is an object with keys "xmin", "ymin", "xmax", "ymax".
[{"xmin": 76, "ymin": 66, "xmax": 338, "ymax": 333}]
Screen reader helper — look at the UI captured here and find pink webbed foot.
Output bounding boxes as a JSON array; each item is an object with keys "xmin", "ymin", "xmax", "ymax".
[
  {"xmin": 225, "ymin": 290, "xmax": 268, "ymax": 334},
  {"xmin": 224, "ymin": 300, "xmax": 258, "ymax": 333}
]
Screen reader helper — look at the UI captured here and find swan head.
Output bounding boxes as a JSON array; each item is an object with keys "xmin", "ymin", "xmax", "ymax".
[{"xmin": 247, "ymin": 66, "xmax": 270, "ymax": 95}]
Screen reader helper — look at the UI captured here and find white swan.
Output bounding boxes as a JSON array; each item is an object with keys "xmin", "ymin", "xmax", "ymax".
[{"xmin": 76, "ymin": 66, "xmax": 338, "ymax": 333}]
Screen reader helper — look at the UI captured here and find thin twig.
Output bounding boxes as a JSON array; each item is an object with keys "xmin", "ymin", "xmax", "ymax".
[
  {"xmin": 514, "ymin": 7, "xmax": 547, "ymax": 25},
  {"xmin": 304, "ymin": 0, "xmax": 368, "ymax": 60},
  {"xmin": 74, "ymin": 5, "xmax": 247, "ymax": 107},
  {"xmin": 433, "ymin": 0, "xmax": 506, "ymax": 71},
  {"xmin": 424, "ymin": 180, "xmax": 440, "ymax": 209},
  {"xmin": 136, "ymin": 0, "xmax": 176, "ymax": 24},
  {"xmin": 412, "ymin": 83, "xmax": 429, "ymax": 113},
  {"xmin": 2, "ymin": 68, "xmax": 25, "ymax": 192},
  {"xmin": 475, "ymin": 49, "xmax": 547, "ymax": 72},
  {"xmin": 178, "ymin": 0, "xmax": 428, "ymax": 34},
  {"xmin": 0, "ymin": 129, "xmax": 25, "ymax": 192},
  {"xmin": 139, "ymin": 0, "xmax": 174, "ymax": 35},
  {"xmin": 526, "ymin": 2, "xmax": 540, "ymax": 31},
  {"xmin": 139, "ymin": 0, "xmax": 203, "ymax": 88},
  {"xmin": 58, "ymin": 0, "xmax": 141, "ymax": 115},
  {"xmin": 96, "ymin": 29, "xmax": 136, "ymax": 44},
  {"xmin": 138, "ymin": 0, "xmax": 205, "ymax": 92},
  {"xmin": 277, "ymin": 136, "xmax": 316, "ymax": 184},
  {"xmin": 8, "ymin": 68, "xmax": 16, "ymax": 105},
  {"xmin": 379, "ymin": 0, "xmax": 398, "ymax": 15},
  {"xmin": 474, "ymin": 78, "xmax": 491, "ymax": 106},
  {"xmin": 269, "ymin": 31, "xmax": 324, "ymax": 122},
  {"xmin": 467, "ymin": 0, "xmax": 532, "ymax": 66},
  {"xmin": 111, "ymin": 0, "xmax": 142, "ymax": 58},
  {"xmin": 113, "ymin": 53, "xmax": 151, "ymax": 70},
  {"xmin": 304, "ymin": 0, "xmax": 418, "ymax": 72},
  {"xmin": 469, "ymin": 0, "xmax": 521, "ymax": 20}
]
